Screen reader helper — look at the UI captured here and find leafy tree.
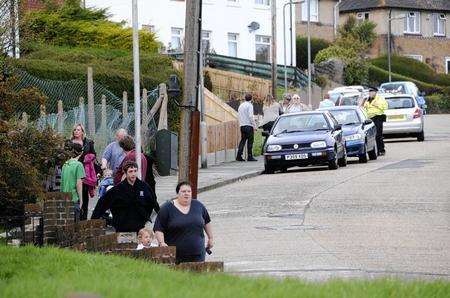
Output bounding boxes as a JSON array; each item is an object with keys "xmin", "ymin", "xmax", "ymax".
[{"xmin": 296, "ymin": 37, "xmax": 330, "ymax": 69}]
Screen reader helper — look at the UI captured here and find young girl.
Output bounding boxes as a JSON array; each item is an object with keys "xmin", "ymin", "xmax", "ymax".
[{"xmin": 136, "ymin": 228, "xmax": 157, "ymax": 250}]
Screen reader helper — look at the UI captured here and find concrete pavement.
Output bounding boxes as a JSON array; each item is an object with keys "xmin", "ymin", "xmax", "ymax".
[{"xmin": 199, "ymin": 114, "xmax": 450, "ymax": 281}]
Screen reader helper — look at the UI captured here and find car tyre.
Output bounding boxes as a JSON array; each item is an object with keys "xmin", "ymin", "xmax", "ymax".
[
  {"xmin": 417, "ymin": 131, "xmax": 425, "ymax": 142},
  {"xmin": 328, "ymin": 149, "xmax": 339, "ymax": 170},
  {"xmin": 359, "ymin": 143, "xmax": 368, "ymax": 163},
  {"xmin": 338, "ymin": 148, "xmax": 347, "ymax": 167},
  {"xmin": 264, "ymin": 164, "xmax": 275, "ymax": 174},
  {"xmin": 368, "ymin": 142, "xmax": 378, "ymax": 160}
]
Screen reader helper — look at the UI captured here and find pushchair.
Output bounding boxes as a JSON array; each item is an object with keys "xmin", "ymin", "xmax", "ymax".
[{"xmin": 97, "ymin": 176, "xmax": 114, "ymax": 226}]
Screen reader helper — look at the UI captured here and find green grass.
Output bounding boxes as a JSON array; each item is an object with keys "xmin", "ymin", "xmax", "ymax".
[
  {"xmin": 1, "ymin": 246, "xmax": 449, "ymax": 298},
  {"xmin": 253, "ymin": 129, "xmax": 263, "ymax": 157}
]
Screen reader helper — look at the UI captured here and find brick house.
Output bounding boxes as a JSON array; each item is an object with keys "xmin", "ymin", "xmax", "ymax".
[
  {"xmin": 296, "ymin": 0, "xmax": 340, "ymax": 42},
  {"xmin": 339, "ymin": 0, "xmax": 450, "ymax": 74},
  {"xmin": 22, "ymin": 0, "xmax": 64, "ymax": 12}
]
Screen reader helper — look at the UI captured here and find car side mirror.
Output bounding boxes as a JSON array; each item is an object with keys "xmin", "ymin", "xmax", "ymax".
[
  {"xmin": 334, "ymin": 124, "xmax": 342, "ymax": 131},
  {"xmin": 363, "ymin": 119, "xmax": 372, "ymax": 125},
  {"xmin": 262, "ymin": 131, "xmax": 270, "ymax": 137}
]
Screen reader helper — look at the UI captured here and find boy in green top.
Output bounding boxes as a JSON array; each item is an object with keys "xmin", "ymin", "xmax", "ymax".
[{"xmin": 61, "ymin": 143, "xmax": 85, "ymax": 221}]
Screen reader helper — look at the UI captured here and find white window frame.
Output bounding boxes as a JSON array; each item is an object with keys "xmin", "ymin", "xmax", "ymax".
[
  {"xmin": 356, "ymin": 12, "xmax": 369, "ymax": 21},
  {"xmin": 255, "ymin": 0, "xmax": 270, "ymax": 6},
  {"xmin": 404, "ymin": 54, "xmax": 423, "ymax": 62},
  {"xmin": 170, "ymin": 27, "xmax": 183, "ymax": 51},
  {"xmin": 404, "ymin": 11, "xmax": 420, "ymax": 34},
  {"xmin": 255, "ymin": 35, "xmax": 271, "ymax": 63},
  {"xmin": 445, "ymin": 57, "xmax": 450, "ymax": 74},
  {"xmin": 301, "ymin": 0, "xmax": 319, "ymax": 22},
  {"xmin": 433, "ymin": 13, "xmax": 446, "ymax": 37},
  {"xmin": 201, "ymin": 30, "xmax": 212, "ymax": 53},
  {"xmin": 228, "ymin": 33, "xmax": 238, "ymax": 57}
]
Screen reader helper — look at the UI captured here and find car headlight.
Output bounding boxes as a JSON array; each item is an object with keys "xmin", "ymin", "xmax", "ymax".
[
  {"xmin": 266, "ymin": 145, "xmax": 282, "ymax": 152},
  {"xmin": 310, "ymin": 141, "xmax": 327, "ymax": 149},
  {"xmin": 344, "ymin": 133, "xmax": 363, "ymax": 141}
]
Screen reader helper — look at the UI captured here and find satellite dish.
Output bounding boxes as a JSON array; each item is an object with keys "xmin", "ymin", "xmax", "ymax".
[{"xmin": 248, "ymin": 21, "xmax": 260, "ymax": 32}]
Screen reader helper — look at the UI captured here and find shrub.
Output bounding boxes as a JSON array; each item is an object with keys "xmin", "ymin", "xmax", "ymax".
[
  {"xmin": 426, "ymin": 93, "xmax": 450, "ymax": 114},
  {"xmin": 344, "ymin": 59, "xmax": 369, "ymax": 85},
  {"xmin": 314, "ymin": 44, "xmax": 358, "ymax": 64},
  {"xmin": 370, "ymin": 55, "xmax": 450, "ymax": 87},
  {"xmin": 296, "ymin": 37, "xmax": 330, "ymax": 69},
  {"xmin": 339, "ymin": 16, "xmax": 377, "ymax": 48}
]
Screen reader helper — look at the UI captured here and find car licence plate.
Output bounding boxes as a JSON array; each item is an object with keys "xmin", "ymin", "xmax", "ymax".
[
  {"xmin": 388, "ymin": 114, "xmax": 406, "ymax": 121},
  {"xmin": 285, "ymin": 153, "xmax": 308, "ymax": 160}
]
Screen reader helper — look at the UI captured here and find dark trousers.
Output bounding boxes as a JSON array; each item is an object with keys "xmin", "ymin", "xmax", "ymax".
[
  {"xmin": 237, "ymin": 125, "xmax": 254, "ymax": 159},
  {"xmin": 81, "ymin": 184, "xmax": 89, "ymax": 220},
  {"xmin": 372, "ymin": 115, "xmax": 386, "ymax": 153},
  {"xmin": 262, "ymin": 121, "xmax": 275, "ymax": 149}
]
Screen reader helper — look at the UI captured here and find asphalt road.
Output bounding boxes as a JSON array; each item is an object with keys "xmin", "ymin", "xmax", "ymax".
[{"xmin": 199, "ymin": 114, "xmax": 450, "ymax": 280}]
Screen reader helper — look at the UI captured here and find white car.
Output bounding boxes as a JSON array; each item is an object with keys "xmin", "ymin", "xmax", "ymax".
[
  {"xmin": 383, "ymin": 94, "xmax": 425, "ymax": 142},
  {"xmin": 328, "ymin": 87, "xmax": 362, "ymax": 104}
]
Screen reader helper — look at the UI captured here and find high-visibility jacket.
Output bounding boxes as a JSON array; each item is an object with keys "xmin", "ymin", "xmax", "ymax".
[{"xmin": 364, "ymin": 95, "xmax": 388, "ymax": 118}]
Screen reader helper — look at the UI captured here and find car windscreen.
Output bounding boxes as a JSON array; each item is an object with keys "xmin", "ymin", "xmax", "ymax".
[
  {"xmin": 329, "ymin": 110, "xmax": 361, "ymax": 125},
  {"xmin": 272, "ymin": 114, "xmax": 330, "ymax": 135},
  {"xmin": 380, "ymin": 83, "xmax": 406, "ymax": 94},
  {"xmin": 386, "ymin": 97, "xmax": 415, "ymax": 109},
  {"xmin": 339, "ymin": 95, "xmax": 360, "ymax": 106}
]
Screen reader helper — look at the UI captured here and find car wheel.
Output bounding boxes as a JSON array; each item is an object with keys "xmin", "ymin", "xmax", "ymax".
[
  {"xmin": 417, "ymin": 131, "xmax": 425, "ymax": 142},
  {"xmin": 328, "ymin": 149, "xmax": 339, "ymax": 170},
  {"xmin": 281, "ymin": 167, "xmax": 288, "ymax": 173},
  {"xmin": 359, "ymin": 143, "xmax": 368, "ymax": 163},
  {"xmin": 368, "ymin": 142, "xmax": 378, "ymax": 160},
  {"xmin": 338, "ymin": 148, "xmax": 347, "ymax": 167},
  {"xmin": 264, "ymin": 164, "xmax": 275, "ymax": 174}
]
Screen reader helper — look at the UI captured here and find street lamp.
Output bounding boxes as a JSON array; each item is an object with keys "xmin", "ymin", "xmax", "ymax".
[
  {"xmin": 132, "ymin": 0, "xmax": 142, "ymax": 179},
  {"xmin": 388, "ymin": 10, "xmax": 406, "ymax": 82},
  {"xmin": 283, "ymin": 0, "xmax": 305, "ymax": 93}
]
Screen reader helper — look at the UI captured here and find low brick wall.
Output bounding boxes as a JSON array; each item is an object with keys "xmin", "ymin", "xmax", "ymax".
[
  {"xmin": 43, "ymin": 192, "xmax": 74, "ymax": 245},
  {"xmin": 176, "ymin": 261, "xmax": 224, "ymax": 273}
]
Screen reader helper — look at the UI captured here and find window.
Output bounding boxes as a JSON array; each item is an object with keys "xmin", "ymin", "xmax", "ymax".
[
  {"xmin": 404, "ymin": 11, "xmax": 420, "ymax": 34},
  {"xmin": 356, "ymin": 12, "xmax": 369, "ymax": 22},
  {"xmin": 301, "ymin": 0, "xmax": 318, "ymax": 22},
  {"xmin": 170, "ymin": 27, "xmax": 183, "ymax": 50},
  {"xmin": 255, "ymin": 0, "xmax": 269, "ymax": 6},
  {"xmin": 433, "ymin": 13, "xmax": 446, "ymax": 36},
  {"xmin": 201, "ymin": 30, "xmax": 211, "ymax": 53},
  {"xmin": 228, "ymin": 33, "xmax": 238, "ymax": 57},
  {"xmin": 446, "ymin": 57, "xmax": 450, "ymax": 74},
  {"xmin": 404, "ymin": 54, "xmax": 423, "ymax": 62},
  {"xmin": 255, "ymin": 35, "xmax": 271, "ymax": 63}
]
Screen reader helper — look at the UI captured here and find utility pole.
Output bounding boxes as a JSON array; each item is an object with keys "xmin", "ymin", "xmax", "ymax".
[
  {"xmin": 132, "ymin": 0, "xmax": 142, "ymax": 179},
  {"xmin": 9, "ymin": 0, "xmax": 16, "ymax": 57},
  {"xmin": 307, "ymin": 0, "xmax": 312, "ymax": 107},
  {"xmin": 271, "ymin": 0, "xmax": 277, "ymax": 98},
  {"xmin": 179, "ymin": 0, "xmax": 202, "ymax": 196},
  {"xmin": 388, "ymin": 9, "xmax": 392, "ymax": 82}
]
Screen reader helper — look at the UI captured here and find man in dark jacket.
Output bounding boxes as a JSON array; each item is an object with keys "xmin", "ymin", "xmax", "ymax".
[{"xmin": 91, "ymin": 161, "xmax": 159, "ymax": 232}]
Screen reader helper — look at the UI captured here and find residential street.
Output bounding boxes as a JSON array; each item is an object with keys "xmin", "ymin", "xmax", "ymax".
[{"xmin": 201, "ymin": 114, "xmax": 450, "ymax": 280}]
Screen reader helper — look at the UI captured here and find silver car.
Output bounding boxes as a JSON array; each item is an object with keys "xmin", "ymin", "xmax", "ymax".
[{"xmin": 383, "ymin": 94, "xmax": 425, "ymax": 142}]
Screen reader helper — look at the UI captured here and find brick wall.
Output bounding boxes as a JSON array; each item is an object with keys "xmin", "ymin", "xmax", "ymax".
[
  {"xmin": 296, "ymin": 23, "xmax": 335, "ymax": 42},
  {"xmin": 43, "ymin": 192, "xmax": 74, "ymax": 244},
  {"xmin": 22, "ymin": 0, "xmax": 64, "ymax": 12}
]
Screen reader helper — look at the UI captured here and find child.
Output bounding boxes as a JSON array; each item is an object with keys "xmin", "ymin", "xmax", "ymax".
[{"xmin": 136, "ymin": 228, "xmax": 157, "ymax": 250}]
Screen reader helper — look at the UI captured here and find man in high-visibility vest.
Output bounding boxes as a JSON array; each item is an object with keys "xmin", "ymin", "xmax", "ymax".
[{"xmin": 364, "ymin": 88, "xmax": 388, "ymax": 156}]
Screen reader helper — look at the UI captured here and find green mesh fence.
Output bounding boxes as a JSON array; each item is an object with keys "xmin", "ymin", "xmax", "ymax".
[{"xmin": 14, "ymin": 69, "xmax": 159, "ymax": 155}]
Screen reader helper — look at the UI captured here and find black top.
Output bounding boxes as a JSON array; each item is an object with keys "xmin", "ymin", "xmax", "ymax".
[
  {"xmin": 154, "ymin": 200, "xmax": 211, "ymax": 260},
  {"xmin": 91, "ymin": 179, "xmax": 160, "ymax": 232}
]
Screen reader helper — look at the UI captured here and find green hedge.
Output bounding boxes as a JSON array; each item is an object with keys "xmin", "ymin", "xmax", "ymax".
[
  {"xmin": 296, "ymin": 36, "xmax": 330, "ymax": 69},
  {"xmin": 368, "ymin": 64, "xmax": 443, "ymax": 94},
  {"xmin": 370, "ymin": 55, "xmax": 450, "ymax": 87},
  {"xmin": 426, "ymin": 93, "xmax": 450, "ymax": 114}
]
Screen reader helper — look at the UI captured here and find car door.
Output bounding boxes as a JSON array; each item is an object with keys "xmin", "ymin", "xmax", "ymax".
[
  {"xmin": 327, "ymin": 113, "xmax": 345, "ymax": 155},
  {"xmin": 359, "ymin": 109, "xmax": 376, "ymax": 149}
]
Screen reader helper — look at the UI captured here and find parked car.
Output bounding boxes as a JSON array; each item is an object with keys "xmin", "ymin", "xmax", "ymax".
[
  {"xmin": 319, "ymin": 106, "xmax": 378, "ymax": 163},
  {"xmin": 263, "ymin": 111, "xmax": 347, "ymax": 173},
  {"xmin": 335, "ymin": 91, "xmax": 365, "ymax": 107},
  {"xmin": 379, "ymin": 81, "xmax": 427, "ymax": 112},
  {"xmin": 328, "ymin": 87, "xmax": 362, "ymax": 104},
  {"xmin": 383, "ymin": 94, "xmax": 425, "ymax": 142}
]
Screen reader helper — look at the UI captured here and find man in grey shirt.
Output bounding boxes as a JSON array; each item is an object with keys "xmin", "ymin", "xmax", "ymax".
[
  {"xmin": 236, "ymin": 93, "xmax": 257, "ymax": 162},
  {"xmin": 101, "ymin": 128, "xmax": 127, "ymax": 175}
]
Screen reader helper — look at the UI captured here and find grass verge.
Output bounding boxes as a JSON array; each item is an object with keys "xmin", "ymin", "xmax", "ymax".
[{"xmin": 1, "ymin": 245, "xmax": 449, "ymax": 298}]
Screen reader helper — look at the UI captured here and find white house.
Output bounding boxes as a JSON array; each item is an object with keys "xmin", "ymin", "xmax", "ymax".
[{"xmin": 87, "ymin": 0, "xmax": 298, "ymax": 66}]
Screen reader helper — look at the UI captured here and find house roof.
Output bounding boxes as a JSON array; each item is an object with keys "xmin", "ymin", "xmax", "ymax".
[{"xmin": 339, "ymin": 0, "xmax": 450, "ymax": 13}]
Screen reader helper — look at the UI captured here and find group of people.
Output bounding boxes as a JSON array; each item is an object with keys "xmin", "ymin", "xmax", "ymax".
[
  {"xmin": 59, "ymin": 124, "xmax": 213, "ymax": 263},
  {"xmin": 236, "ymin": 93, "xmax": 310, "ymax": 162}
]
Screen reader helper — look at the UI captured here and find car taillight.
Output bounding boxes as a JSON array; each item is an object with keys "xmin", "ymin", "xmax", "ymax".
[{"xmin": 413, "ymin": 108, "xmax": 422, "ymax": 119}]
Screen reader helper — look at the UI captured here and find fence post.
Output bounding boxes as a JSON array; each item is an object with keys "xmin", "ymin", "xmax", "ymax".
[
  {"xmin": 78, "ymin": 97, "xmax": 85, "ymax": 127},
  {"xmin": 21, "ymin": 112, "xmax": 28, "ymax": 127},
  {"xmin": 122, "ymin": 91, "xmax": 128, "ymax": 120},
  {"xmin": 57, "ymin": 100, "xmax": 64, "ymax": 133},
  {"xmin": 141, "ymin": 88, "xmax": 149, "ymax": 146},
  {"xmin": 87, "ymin": 67, "xmax": 95, "ymax": 136},
  {"xmin": 101, "ymin": 95, "xmax": 107, "ymax": 132},
  {"xmin": 158, "ymin": 83, "xmax": 168, "ymax": 130}
]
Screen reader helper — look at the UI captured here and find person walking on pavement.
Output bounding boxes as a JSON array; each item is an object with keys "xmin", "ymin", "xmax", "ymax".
[
  {"xmin": 319, "ymin": 93, "xmax": 335, "ymax": 109},
  {"xmin": 287, "ymin": 94, "xmax": 308, "ymax": 113},
  {"xmin": 101, "ymin": 128, "xmax": 127, "ymax": 177},
  {"xmin": 114, "ymin": 135, "xmax": 148, "ymax": 185},
  {"xmin": 281, "ymin": 93, "xmax": 292, "ymax": 113},
  {"xmin": 91, "ymin": 161, "xmax": 159, "ymax": 232},
  {"xmin": 261, "ymin": 94, "xmax": 283, "ymax": 133},
  {"xmin": 236, "ymin": 93, "xmax": 257, "ymax": 162},
  {"xmin": 364, "ymin": 88, "xmax": 388, "ymax": 156}
]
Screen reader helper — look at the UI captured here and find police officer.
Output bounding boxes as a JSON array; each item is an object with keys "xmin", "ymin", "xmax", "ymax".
[
  {"xmin": 364, "ymin": 88, "xmax": 388, "ymax": 156},
  {"xmin": 91, "ymin": 160, "xmax": 159, "ymax": 232}
]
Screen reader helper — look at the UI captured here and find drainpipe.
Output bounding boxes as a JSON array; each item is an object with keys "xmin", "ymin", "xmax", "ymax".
[{"xmin": 333, "ymin": 0, "xmax": 342, "ymax": 39}]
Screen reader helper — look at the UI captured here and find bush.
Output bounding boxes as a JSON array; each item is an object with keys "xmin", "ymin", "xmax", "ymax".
[
  {"xmin": 344, "ymin": 59, "xmax": 369, "ymax": 85},
  {"xmin": 296, "ymin": 37, "xmax": 330, "ymax": 69},
  {"xmin": 370, "ymin": 55, "xmax": 450, "ymax": 87},
  {"xmin": 339, "ymin": 16, "xmax": 377, "ymax": 48},
  {"xmin": 314, "ymin": 44, "xmax": 358, "ymax": 64},
  {"xmin": 426, "ymin": 93, "xmax": 450, "ymax": 114},
  {"xmin": 368, "ymin": 64, "xmax": 443, "ymax": 94}
]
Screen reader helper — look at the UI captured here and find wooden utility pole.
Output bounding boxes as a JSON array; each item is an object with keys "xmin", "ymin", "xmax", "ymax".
[
  {"xmin": 179, "ymin": 0, "xmax": 202, "ymax": 197},
  {"xmin": 271, "ymin": 0, "xmax": 277, "ymax": 98},
  {"xmin": 87, "ymin": 67, "xmax": 95, "ymax": 136}
]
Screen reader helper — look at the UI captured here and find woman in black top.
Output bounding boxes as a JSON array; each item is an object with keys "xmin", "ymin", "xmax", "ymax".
[
  {"xmin": 154, "ymin": 182, "xmax": 213, "ymax": 263},
  {"xmin": 71, "ymin": 123, "xmax": 97, "ymax": 220}
]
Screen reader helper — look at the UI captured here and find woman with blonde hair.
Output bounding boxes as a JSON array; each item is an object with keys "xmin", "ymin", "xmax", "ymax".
[
  {"xmin": 70, "ymin": 123, "xmax": 98, "ymax": 220},
  {"xmin": 261, "ymin": 94, "xmax": 282, "ymax": 132},
  {"xmin": 287, "ymin": 94, "xmax": 303, "ymax": 113}
]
